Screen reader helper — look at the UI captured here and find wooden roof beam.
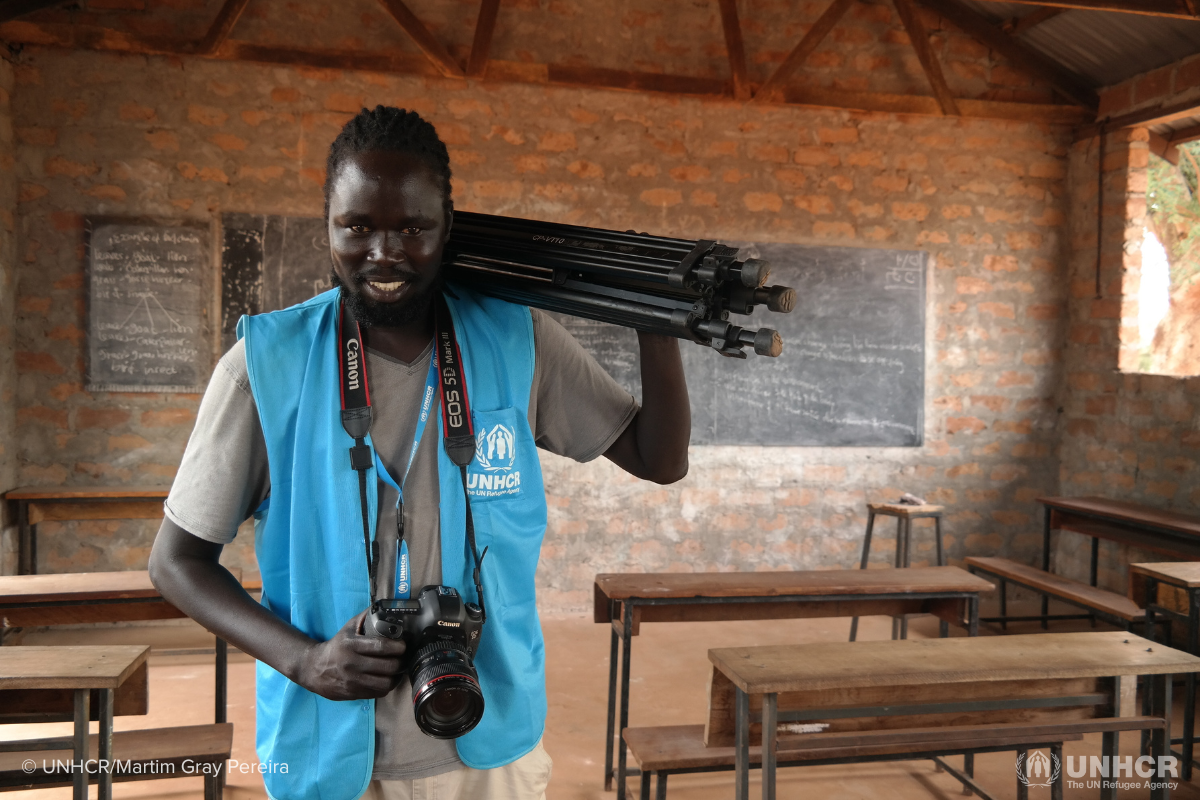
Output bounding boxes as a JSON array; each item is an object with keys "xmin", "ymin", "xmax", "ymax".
[
  {"xmin": 467, "ymin": 0, "xmax": 500, "ymax": 77},
  {"xmin": 716, "ymin": 0, "xmax": 751, "ymax": 101},
  {"xmin": 1150, "ymin": 130, "xmax": 1180, "ymax": 163},
  {"xmin": 196, "ymin": 0, "xmax": 251, "ymax": 56},
  {"xmin": 1002, "ymin": 6, "xmax": 1065, "ymax": 33},
  {"xmin": 918, "ymin": 0, "xmax": 1097, "ymax": 108},
  {"xmin": 377, "ymin": 0, "xmax": 464, "ymax": 78},
  {"xmin": 968, "ymin": 0, "xmax": 1196, "ymax": 20},
  {"xmin": 892, "ymin": 0, "xmax": 960, "ymax": 116},
  {"xmin": 0, "ymin": 0, "xmax": 72, "ymax": 23},
  {"xmin": 753, "ymin": 0, "xmax": 855, "ymax": 103}
]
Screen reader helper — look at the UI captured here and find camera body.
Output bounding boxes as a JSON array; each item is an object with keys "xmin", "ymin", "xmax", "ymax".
[{"xmin": 367, "ymin": 585, "xmax": 485, "ymax": 739}]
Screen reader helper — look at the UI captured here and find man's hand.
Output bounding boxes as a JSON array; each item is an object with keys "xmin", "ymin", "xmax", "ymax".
[
  {"xmin": 604, "ymin": 331, "xmax": 690, "ymax": 484},
  {"xmin": 297, "ymin": 612, "xmax": 408, "ymax": 701}
]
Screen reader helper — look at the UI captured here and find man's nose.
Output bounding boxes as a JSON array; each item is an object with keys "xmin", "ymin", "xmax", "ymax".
[{"xmin": 369, "ymin": 232, "xmax": 407, "ymax": 265}]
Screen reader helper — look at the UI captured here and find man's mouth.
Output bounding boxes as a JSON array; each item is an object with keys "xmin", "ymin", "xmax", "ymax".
[{"xmin": 367, "ymin": 280, "xmax": 406, "ymax": 292}]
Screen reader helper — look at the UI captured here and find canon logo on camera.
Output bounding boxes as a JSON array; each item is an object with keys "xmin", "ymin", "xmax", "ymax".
[{"xmin": 437, "ymin": 620, "xmax": 461, "ymax": 627}]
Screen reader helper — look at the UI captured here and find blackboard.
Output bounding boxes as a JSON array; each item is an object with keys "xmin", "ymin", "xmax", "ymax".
[
  {"xmin": 219, "ymin": 213, "xmax": 926, "ymax": 446},
  {"xmin": 86, "ymin": 218, "xmax": 211, "ymax": 393}
]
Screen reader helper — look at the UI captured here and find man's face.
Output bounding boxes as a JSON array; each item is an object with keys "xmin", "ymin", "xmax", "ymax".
[{"xmin": 327, "ymin": 150, "xmax": 451, "ymax": 327}]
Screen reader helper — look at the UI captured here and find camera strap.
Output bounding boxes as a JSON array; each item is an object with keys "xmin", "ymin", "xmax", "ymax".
[{"xmin": 338, "ymin": 293, "xmax": 488, "ymax": 620}]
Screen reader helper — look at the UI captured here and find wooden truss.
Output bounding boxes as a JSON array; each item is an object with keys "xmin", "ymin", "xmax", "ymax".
[{"xmin": 9, "ymin": 0, "xmax": 1187, "ymax": 126}]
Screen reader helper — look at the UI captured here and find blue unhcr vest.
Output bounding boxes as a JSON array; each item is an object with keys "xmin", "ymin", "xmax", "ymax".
[{"xmin": 238, "ymin": 287, "xmax": 549, "ymax": 800}]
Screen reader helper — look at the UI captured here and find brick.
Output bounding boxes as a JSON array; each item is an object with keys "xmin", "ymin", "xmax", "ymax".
[
  {"xmin": 818, "ymin": 127, "xmax": 858, "ymax": 144},
  {"xmin": 142, "ymin": 408, "xmax": 197, "ymax": 427},
  {"xmin": 17, "ymin": 127, "xmax": 57, "ymax": 146},
  {"xmin": 16, "ymin": 351, "xmax": 64, "ymax": 374},
  {"xmin": 891, "ymin": 202, "xmax": 928, "ymax": 221},
  {"xmin": 567, "ymin": 160, "xmax": 604, "ymax": 179},
  {"xmin": 627, "ymin": 163, "xmax": 658, "ymax": 177},
  {"xmin": 750, "ymin": 144, "xmax": 789, "ymax": 163},
  {"xmin": 17, "ymin": 406, "xmax": 68, "ymax": 428},
  {"xmin": 187, "ymin": 104, "xmax": 229, "ymax": 127},
  {"xmin": 76, "ymin": 408, "xmax": 131, "ymax": 429},
  {"xmin": 873, "ymin": 175, "xmax": 908, "ymax": 193},
  {"xmin": 812, "ymin": 221, "xmax": 855, "ymax": 238},
  {"xmin": 773, "ymin": 168, "xmax": 806, "ymax": 189},
  {"xmin": 145, "ymin": 130, "xmax": 179, "ymax": 151},
  {"xmin": 640, "ymin": 188, "xmax": 682, "ymax": 207},
  {"xmin": 537, "ymin": 131, "xmax": 576, "ymax": 152},
  {"xmin": 793, "ymin": 147, "xmax": 839, "ymax": 167},
  {"xmin": 941, "ymin": 204, "xmax": 971, "ymax": 219},
  {"xmin": 669, "ymin": 165, "xmax": 710, "ymax": 182},
  {"xmin": 1134, "ymin": 65, "xmax": 1173, "ymax": 106},
  {"xmin": 1027, "ymin": 304, "xmax": 1060, "ymax": 320},
  {"xmin": 45, "ymin": 156, "xmax": 97, "ymax": 178},
  {"xmin": 1085, "ymin": 395, "xmax": 1117, "ymax": 416},
  {"xmin": 794, "ymin": 195, "xmax": 833, "ymax": 214},
  {"xmin": 209, "ymin": 133, "xmax": 248, "ymax": 151},
  {"xmin": 997, "ymin": 371, "xmax": 1033, "ymax": 387},
  {"xmin": 978, "ymin": 302, "xmax": 1015, "ymax": 319},
  {"xmin": 946, "ymin": 416, "xmax": 986, "ymax": 435}
]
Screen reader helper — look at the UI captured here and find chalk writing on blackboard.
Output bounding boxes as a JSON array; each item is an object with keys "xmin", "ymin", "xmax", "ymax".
[{"xmin": 86, "ymin": 219, "xmax": 211, "ymax": 393}]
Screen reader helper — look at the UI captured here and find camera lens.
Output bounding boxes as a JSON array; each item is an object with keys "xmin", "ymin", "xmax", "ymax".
[{"xmin": 409, "ymin": 641, "xmax": 485, "ymax": 739}]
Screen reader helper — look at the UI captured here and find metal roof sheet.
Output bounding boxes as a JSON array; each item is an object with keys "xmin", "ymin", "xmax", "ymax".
[{"xmin": 956, "ymin": 0, "xmax": 1200, "ymax": 87}]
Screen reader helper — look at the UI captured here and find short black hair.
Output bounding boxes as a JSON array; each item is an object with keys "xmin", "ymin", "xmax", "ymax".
[{"xmin": 323, "ymin": 105, "xmax": 453, "ymax": 220}]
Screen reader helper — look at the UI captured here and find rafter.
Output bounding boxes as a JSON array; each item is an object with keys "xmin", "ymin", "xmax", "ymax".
[
  {"xmin": 716, "ymin": 0, "xmax": 751, "ymax": 101},
  {"xmin": 970, "ymin": 0, "xmax": 1196, "ymax": 19},
  {"xmin": 753, "ymin": 0, "xmax": 855, "ymax": 103},
  {"xmin": 0, "ymin": 20, "xmax": 1090, "ymax": 125},
  {"xmin": 0, "ymin": 0, "xmax": 70, "ymax": 24},
  {"xmin": 1168, "ymin": 122, "xmax": 1200, "ymax": 144},
  {"xmin": 196, "ymin": 0, "xmax": 251, "ymax": 56},
  {"xmin": 1003, "ymin": 5, "xmax": 1065, "ymax": 33},
  {"xmin": 376, "ymin": 0, "xmax": 464, "ymax": 78},
  {"xmin": 892, "ymin": 0, "xmax": 960, "ymax": 116},
  {"xmin": 1150, "ymin": 131, "xmax": 1180, "ymax": 164},
  {"xmin": 467, "ymin": 0, "xmax": 500, "ymax": 77},
  {"xmin": 918, "ymin": 0, "xmax": 1096, "ymax": 108}
]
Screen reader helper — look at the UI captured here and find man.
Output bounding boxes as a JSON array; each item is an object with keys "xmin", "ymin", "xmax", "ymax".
[{"xmin": 149, "ymin": 105, "xmax": 691, "ymax": 800}]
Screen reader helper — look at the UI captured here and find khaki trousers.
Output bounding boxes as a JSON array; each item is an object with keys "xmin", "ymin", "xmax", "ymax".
[{"xmin": 360, "ymin": 741, "xmax": 553, "ymax": 800}]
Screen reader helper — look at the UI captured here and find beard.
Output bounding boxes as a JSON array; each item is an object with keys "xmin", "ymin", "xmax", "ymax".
[{"xmin": 330, "ymin": 268, "xmax": 443, "ymax": 329}]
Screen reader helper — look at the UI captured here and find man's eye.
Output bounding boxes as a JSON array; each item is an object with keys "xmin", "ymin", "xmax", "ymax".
[
  {"xmin": 402, "ymin": 227, "xmax": 423, "ymax": 236},
  {"xmin": 349, "ymin": 225, "xmax": 371, "ymax": 234}
]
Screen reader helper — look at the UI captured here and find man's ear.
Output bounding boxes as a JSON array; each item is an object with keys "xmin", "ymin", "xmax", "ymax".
[{"xmin": 444, "ymin": 209, "xmax": 453, "ymax": 243}]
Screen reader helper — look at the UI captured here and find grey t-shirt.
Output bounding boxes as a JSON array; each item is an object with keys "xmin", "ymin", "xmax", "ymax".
[{"xmin": 165, "ymin": 308, "xmax": 638, "ymax": 780}]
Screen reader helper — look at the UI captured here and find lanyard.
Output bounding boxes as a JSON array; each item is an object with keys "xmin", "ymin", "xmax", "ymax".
[
  {"xmin": 374, "ymin": 357, "xmax": 438, "ymax": 598},
  {"xmin": 338, "ymin": 293, "xmax": 488, "ymax": 618}
]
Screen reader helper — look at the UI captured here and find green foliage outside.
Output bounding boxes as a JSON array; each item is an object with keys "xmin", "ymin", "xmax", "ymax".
[{"xmin": 1147, "ymin": 141, "xmax": 1200, "ymax": 291}]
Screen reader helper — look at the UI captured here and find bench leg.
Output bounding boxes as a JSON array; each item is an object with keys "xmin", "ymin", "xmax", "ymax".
[
  {"xmin": 640, "ymin": 769, "xmax": 651, "ymax": 800},
  {"xmin": 1016, "ymin": 749, "xmax": 1028, "ymax": 800},
  {"xmin": 1101, "ymin": 731, "xmax": 1118, "ymax": 800},
  {"xmin": 1151, "ymin": 674, "xmax": 1173, "ymax": 800},
  {"xmin": 216, "ymin": 637, "xmax": 228, "ymax": 724},
  {"xmin": 617, "ymin": 602, "xmax": 635, "ymax": 800},
  {"xmin": 999, "ymin": 578, "xmax": 1008, "ymax": 632},
  {"xmin": 735, "ymin": 688, "xmax": 750, "ymax": 800},
  {"xmin": 72, "ymin": 688, "xmax": 89, "ymax": 800},
  {"xmin": 849, "ymin": 511, "xmax": 877, "ymax": 642},
  {"xmin": 893, "ymin": 517, "xmax": 905, "ymax": 641},
  {"xmin": 962, "ymin": 753, "xmax": 974, "ymax": 796},
  {"xmin": 762, "ymin": 693, "xmax": 777, "ymax": 800},
  {"xmin": 656, "ymin": 773, "xmax": 667, "ymax": 800},
  {"xmin": 98, "ymin": 688, "xmax": 114, "ymax": 800},
  {"xmin": 605, "ymin": 624, "xmax": 619, "ymax": 790}
]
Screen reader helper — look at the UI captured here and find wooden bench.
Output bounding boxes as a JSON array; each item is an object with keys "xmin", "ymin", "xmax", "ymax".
[
  {"xmin": 965, "ymin": 556, "xmax": 1145, "ymax": 631},
  {"xmin": 4, "ymin": 486, "xmax": 171, "ymax": 575},
  {"xmin": 0, "ymin": 724, "xmax": 233, "ymax": 800},
  {"xmin": 0, "ymin": 569, "xmax": 261, "ymax": 724},
  {"xmin": 0, "ymin": 647, "xmax": 232, "ymax": 800},
  {"xmin": 698, "ymin": 632, "xmax": 1197, "ymax": 800},
  {"xmin": 625, "ymin": 723, "xmax": 1088, "ymax": 800}
]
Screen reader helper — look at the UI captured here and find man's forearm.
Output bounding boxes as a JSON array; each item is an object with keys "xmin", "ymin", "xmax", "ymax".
[
  {"xmin": 148, "ymin": 518, "xmax": 315, "ymax": 683},
  {"xmin": 619, "ymin": 332, "xmax": 691, "ymax": 483}
]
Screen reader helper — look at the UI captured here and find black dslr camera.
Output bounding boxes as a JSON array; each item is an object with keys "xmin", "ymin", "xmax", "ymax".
[{"xmin": 367, "ymin": 585, "xmax": 485, "ymax": 739}]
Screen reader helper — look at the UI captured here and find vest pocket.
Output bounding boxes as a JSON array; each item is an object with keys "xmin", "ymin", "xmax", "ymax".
[{"xmin": 465, "ymin": 407, "xmax": 532, "ymax": 504}]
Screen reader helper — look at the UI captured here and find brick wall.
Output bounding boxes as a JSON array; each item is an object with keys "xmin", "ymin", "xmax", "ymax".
[
  {"xmin": 0, "ymin": 57, "xmax": 15, "ymax": 575},
  {"xmin": 1058, "ymin": 127, "xmax": 1200, "ymax": 589},
  {"xmin": 9, "ymin": 47, "xmax": 1070, "ymax": 610},
  {"xmin": 1098, "ymin": 53, "xmax": 1200, "ymax": 122}
]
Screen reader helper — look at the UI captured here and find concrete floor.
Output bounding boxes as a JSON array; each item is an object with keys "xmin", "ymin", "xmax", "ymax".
[{"xmin": 4, "ymin": 606, "xmax": 1200, "ymax": 800}]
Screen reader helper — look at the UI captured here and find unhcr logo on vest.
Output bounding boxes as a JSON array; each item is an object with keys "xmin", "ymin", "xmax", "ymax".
[
  {"xmin": 1016, "ymin": 749, "xmax": 1060, "ymax": 787},
  {"xmin": 468, "ymin": 424, "xmax": 521, "ymax": 499}
]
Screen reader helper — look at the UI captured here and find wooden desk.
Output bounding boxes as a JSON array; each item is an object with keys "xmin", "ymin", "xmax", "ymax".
[
  {"xmin": 594, "ymin": 566, "xmax": 994, "ymax": 799},
  {"xmin": 1132, "ymin": 562, "xmax": 1200, "ymax": 780},
  {"xmin": 0, "ymin": 570, "xmax": 259, "ymax": 724},
  {"xmin": 5, "ymin": 486, "xmax": 170, "ymax": 575},
  {"xmin": 0, "ymin": 645, "xmax": 148, "ymax": 800},
  {"xmin": 1029, "ymin": 497, "xmax": 1200, "ymax": 629},
  {"xmin": 711, "ymin": 631, "xmax": 1200, "ymax": 800}
]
